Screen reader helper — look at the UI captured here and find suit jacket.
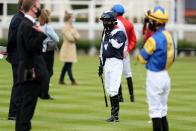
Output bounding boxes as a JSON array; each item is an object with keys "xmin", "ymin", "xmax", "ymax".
[
  {"xmin": 7, "ymin": 11, "xmax": 25, "ymax": 64},
  {"xmin": 17, "ymin": 17, "xmax": 47, "ymax": 83}
]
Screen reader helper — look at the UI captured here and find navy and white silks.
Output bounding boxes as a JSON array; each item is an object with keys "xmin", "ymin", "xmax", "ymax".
[{"xmin": 99, "ymin": 28, "xmax": 126, "ymax": 96}]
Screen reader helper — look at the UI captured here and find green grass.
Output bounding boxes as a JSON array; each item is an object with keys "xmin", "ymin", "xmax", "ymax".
[{"xmin": 0, "ymin": 55, "xmax": 196, "ymax": 131}]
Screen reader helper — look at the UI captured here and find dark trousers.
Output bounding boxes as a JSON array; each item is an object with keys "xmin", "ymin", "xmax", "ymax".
[
  {"xmin": 8, "ymin": 64, "xmax": 21, "ymax": 118},
  {"xmin": 39, "ymin": 70, "xmax": 50, "ymax": 99},
  {"xmin": 43, "ymin": 51, "xmax": 54, "ymax": 77},
  {"xmin": 60, "ymin": 62, "xmax": 74, "ymax": 82},
  {"xmin": 39, "ymin": 51, "xmax": 54, "ymax": 98},
  {"xmin": 16, "ymin": 81, "xmax": 39, "ymax": 131}
]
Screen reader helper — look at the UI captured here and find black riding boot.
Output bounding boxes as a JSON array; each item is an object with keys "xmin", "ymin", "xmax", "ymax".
[
  {"xmin": 109, "ymin": 97, "xmax": 113, "ymax": 116},
  {"xmin": 106, "ymin": 95, "xmax": 119, "ymax": 122},
  {"xmin": 118, "ymin": 84, "xmax": 124, "ymax": 102},
  {"xmin": 152, "ymin": 118, "xmax": 163, "ymax": 131},
  {"xmin": 126, "ymin": 77, "xmax": 135, "ymax": 102},
  {"xmin": 162, "ymin": 116, "xmax": 169, "ymax": 131}
]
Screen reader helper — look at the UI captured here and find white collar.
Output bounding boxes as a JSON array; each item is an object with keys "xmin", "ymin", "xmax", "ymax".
[{"xmin": 25, "ymin": 14, "xmax": 36, "ymax": 24}]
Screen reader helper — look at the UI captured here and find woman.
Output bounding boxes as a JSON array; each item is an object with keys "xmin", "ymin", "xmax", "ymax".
[
  {"xmin": 39, "ymin": 9, "xmax": 59, "ymax": 99},
  {"xmin": 59, "ymin": 11, "xmax": 80, "ymax": 85}
]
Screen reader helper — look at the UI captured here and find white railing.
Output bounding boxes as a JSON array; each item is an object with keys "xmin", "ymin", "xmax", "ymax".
[{"xmin": 0, "ymin": 0, "xmax": 196, "ymax": 43}]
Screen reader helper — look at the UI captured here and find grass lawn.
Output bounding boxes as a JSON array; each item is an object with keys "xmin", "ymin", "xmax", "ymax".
[{"xmin": 0, "ymin": 55, "xmax": 196, "ymax": 131}]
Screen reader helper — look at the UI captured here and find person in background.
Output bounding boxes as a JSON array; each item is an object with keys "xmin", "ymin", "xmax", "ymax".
[
  {"xmin": 7, "ymin": 0, "xmax": 24, "ymax": 120},
  {"xmin": 59, "ymin": 10, "xmax": 80, "ymax": 85},
  {"xmin": 39, "ymin": 9, "xmax": 59, "ymax": 99},
  {"xmin": 16, "ymin": 0, "xmax": 47, "ymax": 130},
  {"xmin": 111, "ymin": 4, "xmax": 136, "ymax": 102},
  {"xmin": 137, "ymin": 6, "xmax": 176, "ymax": 131}
]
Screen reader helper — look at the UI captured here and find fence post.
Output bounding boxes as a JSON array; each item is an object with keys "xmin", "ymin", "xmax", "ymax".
[
  {"xmin": 0, "ymin": 27, "xmax": 2, "ymax": 38},
  {"xmin": 88, "ymin": 0, "xmax": 97, "ymax": 55}
]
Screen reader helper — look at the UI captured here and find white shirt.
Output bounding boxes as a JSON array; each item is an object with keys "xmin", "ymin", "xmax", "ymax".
[{"xmin": 25, "ymin": 14, "xmax": 36, "ymax": 24}]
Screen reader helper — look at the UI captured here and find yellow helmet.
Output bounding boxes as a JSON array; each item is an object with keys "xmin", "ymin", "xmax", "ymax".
[{"xmin": 148, "ymin": 6, "xmax": 168, "ymax": 24}]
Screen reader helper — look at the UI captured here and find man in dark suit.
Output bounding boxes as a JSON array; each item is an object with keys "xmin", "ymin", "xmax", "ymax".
[
  {"xmin": 7, "ymin": 0, "xmax": 25, "ymax": 120},
  {"xmin": 15, "ymin": 0, "xmax": 47, "ymax": 130}
]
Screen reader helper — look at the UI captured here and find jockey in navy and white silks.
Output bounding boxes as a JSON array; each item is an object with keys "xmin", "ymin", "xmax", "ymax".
[
  {"xmin": 100, "ymin": 28, "xmax": 126, "ymax": 96},
  {"xmin": 98, "ymin": 10, "xmax": 126, "ymax": 122}
]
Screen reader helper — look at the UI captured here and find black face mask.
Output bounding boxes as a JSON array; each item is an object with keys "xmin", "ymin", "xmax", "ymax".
[
  {"xmin": 143, "ymin": 17, "xmax": 149, "ymax": 34},
  {"xmin": 103, "ymin": 23, "xmax": 113, "ymax": 30},
  {"xmin": 35, "ymin": 8, "xmax": 41, "ymax": 18},
  {"xmin": 103, "ymin": 21, "xmax": 115, "ymax": 33}
]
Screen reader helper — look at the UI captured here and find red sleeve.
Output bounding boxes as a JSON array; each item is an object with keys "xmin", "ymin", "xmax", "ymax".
[
  {"xmin": 117, "ymin": 16, "xmax": 137, "ymax": 53},
  {"xmin": 127, "ymin": 23, "xmax": 136, "ymax": 53},
  {"xmin": 143, "ymin": 27, "xmax": 154, "ymax": 42}
]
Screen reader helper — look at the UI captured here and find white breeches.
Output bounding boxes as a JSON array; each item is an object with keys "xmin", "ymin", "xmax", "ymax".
[
  {"xmin": 146, "ymin": 70, "xmax": 170, "ymax": 118},
  {"xmin": 104, "ymin": 58, "xmax": 123, "ymax": 97},
  {"xmin": 123, "ymin": 54, "xmax": 132, "ymax": 78}
]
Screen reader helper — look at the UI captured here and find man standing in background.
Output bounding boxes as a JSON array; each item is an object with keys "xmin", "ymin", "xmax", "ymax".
[
  {"xmin": 6, "ymin": 0, "xmax": 24, "ymax": 120},
  {"xmin": 111, "ymin": 4, "xmax": 136, "ymax": 102},
  {"xmin": 16, "ymin": 0, "xmax": 47, "ymax": 130}
]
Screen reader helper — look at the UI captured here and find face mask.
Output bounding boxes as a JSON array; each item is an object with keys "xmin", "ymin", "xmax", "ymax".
[
  {"xmin": 103, "ymin": 22, "xmax": 115, "ymax": 32},
  {"xmin": 35, "ymin": 8, "xmax": 41, "ymax": 18}
]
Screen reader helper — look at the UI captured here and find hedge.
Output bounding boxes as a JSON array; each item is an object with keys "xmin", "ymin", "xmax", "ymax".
[
  {"xmin": 55, "ymin": 38, "xmax": 101, "ymax": 53},
  {"xmin": 178, "ymin": 39, "xmax": 196, "ymax": 49},
  {"xmin": 0, "ymin": 38, "xmax": 8, "ymax": 46},
  {"xmin": 1, "ymin": 38, "xmax": 196, "ymax": 53},
  {"xmin": 0, "ymin": 38, "xmax": 102, "ymax": 53}
]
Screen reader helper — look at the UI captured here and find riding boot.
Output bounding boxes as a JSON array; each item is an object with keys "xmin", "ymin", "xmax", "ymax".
[
  {"xmin": 162, "ymin": 116, "xmax": 169, "ymax": 131},
  {"xmin": 118, "ymin": 84, "xmax": 124, "ymax": 102},
  {"xmin": 152, "ymin": 118, "xmax": 163, "ymax": 131},
  {"xmin": 110, "ymin": 97, "xmax": 113, "ymax": 116},
  {"xmin": 126, "ymin": 77, "xmax": 135, "ymax": 102},
  {"xmin": 106, "ymin": 95, "xmax": 119, "ymax": 122}
]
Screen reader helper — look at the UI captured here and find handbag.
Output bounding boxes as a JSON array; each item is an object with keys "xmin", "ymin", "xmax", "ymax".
[
  {"xmin": 43, "ymin": 38, "xmax": 57, "ymax": 51},
  {"xmin": 43, "ymin": 25, "xmax": 57, "ymax": 52}
]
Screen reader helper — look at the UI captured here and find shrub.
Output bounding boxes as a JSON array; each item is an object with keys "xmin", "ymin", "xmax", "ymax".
[
  {"xmin": 76, "ymin": 39, "xmax": 91, "ymax": 53},
  {"xmin": 51, "ymin": 16, "xmax": 59, "ymax": 22},
  {"xmin": 178, "ymin": 39, "xmax": 196, "ymax": 49},
  {"xmin": 58, "ymin": 39, "xmax": 92, "ymax": 53},
  {"xmin": 0, "ymin": 38, "xmax": 8, "ymax": 46},
  {"xmin": 177, "ymin": 39, "xmax": 196, "ymax": 55},
  {"xmin": 1, "ymin": 38, "xmax": 196, "ymax": 54}
]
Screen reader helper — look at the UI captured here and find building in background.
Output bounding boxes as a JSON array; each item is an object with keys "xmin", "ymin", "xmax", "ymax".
[{"xmin": 185, "ymin": 0, "xmax": 196, "ymax": 24}]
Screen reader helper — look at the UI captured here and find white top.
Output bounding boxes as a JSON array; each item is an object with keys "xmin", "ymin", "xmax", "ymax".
[
  {"xmin": 42, "ymin": 24, "xmax": 59, "ymax": 43},
  {"xmin": 25, "ymin": 14, "xmax": 36, "ymax": 24}
]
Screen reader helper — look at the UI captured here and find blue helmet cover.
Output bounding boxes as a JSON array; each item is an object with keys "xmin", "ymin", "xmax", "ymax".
[{"xmin": 111, "ymin": 4, "xmax": 125, "ymax": 15}]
